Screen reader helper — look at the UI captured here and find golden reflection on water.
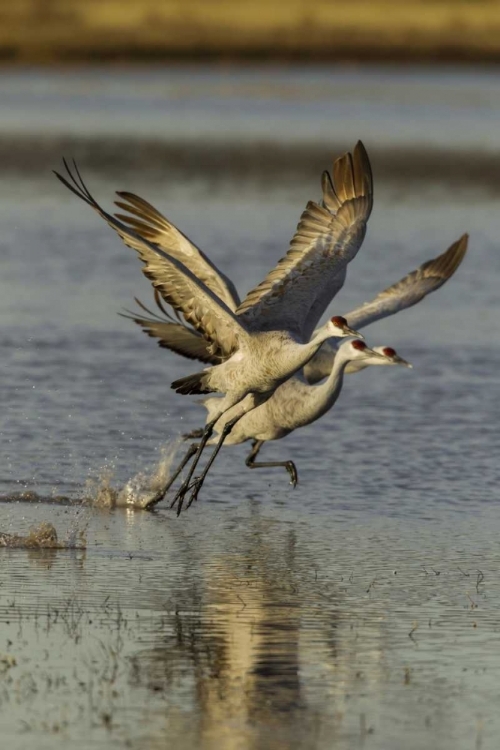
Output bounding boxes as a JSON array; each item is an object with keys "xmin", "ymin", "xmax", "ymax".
[
  {"xmin": 0, "ymin": 505, "xmax": 498, "ymax": 749},
  {"xmin": 132, "ymin": 517, "xmax": 390, "ymax": 750}
]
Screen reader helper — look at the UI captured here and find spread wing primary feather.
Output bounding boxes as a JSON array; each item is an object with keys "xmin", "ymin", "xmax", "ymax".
[
  {"xmin": 114, "ymin": 191, "xmax": 240, "ymax": 310},
  {"xmin": 237, "ymin": 141, "xmax": 373, "ymax": 341},
  {"xmin": 53, "ymin": 161, "xmax": 245, "ymax": 357},
  {"xmin": 344, "ymin": 233, "xmax": 468, "ymax": 331}
]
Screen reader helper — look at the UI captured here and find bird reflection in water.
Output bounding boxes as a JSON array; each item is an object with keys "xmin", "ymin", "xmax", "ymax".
[
  {"xmin": 128, "ymin": 510, "xmax": 404, "ymax": 750},
  {"xmin": 131, "ymin": 524, "xmax": 321, "ymax": 749}
]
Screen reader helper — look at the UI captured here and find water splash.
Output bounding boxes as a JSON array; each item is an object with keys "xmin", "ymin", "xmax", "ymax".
[
  {"xmin": 86, "ymin": 439, "xmax": 182, "ymax": 510},
  {"xmin": 0, "ymin": 441, "xmax": 183, "ymax": 511},
  {"xmin": 0, "ymin": 521, "xmax": 86, "ymax": 549}
]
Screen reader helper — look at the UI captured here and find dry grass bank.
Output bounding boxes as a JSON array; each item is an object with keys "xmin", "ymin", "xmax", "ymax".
[{"xmin": 1, "ymin": 0, "xmax": 500, "ymax": 63}]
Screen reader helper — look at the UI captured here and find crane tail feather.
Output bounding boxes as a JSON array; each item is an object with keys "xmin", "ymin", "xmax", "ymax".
[{"xmin": 171, "ymin": 371, "xmax": 214, "ymax": 395}]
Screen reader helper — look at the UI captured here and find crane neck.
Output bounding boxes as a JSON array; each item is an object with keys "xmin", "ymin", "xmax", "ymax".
[
  {"xmin": 280, "ymin": 326, "xmax": 333, "ymax": 375},
  {"xmin": 309, "ymin": 323, "xmax": 337, "ymax": 346},
  {"xmin": 301, "ymin": 348, "xmax": 352, "ymax": 421},
  {"xmin": 286, "ymin": 326, "xmax": 346, "ymax": 376}
]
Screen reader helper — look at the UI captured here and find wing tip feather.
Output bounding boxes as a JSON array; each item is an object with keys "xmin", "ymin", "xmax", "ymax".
[
  {"xmin": 323, "ymin": 141, "xmax": 373, "ymax": 217},
  {"xmin": 425, "ymin": 233, "xmax": 468, "ymax": 280}
]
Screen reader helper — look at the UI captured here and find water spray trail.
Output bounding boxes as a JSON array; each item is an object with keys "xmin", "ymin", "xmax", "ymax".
[{"xmin": 86, "ymin": 439, "xmax": 183, "ymax": 509}]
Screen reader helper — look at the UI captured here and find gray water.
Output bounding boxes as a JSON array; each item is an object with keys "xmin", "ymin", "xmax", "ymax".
[{"xmin": 0, "ymin": 65, "xmax": 500, "ymax": 749}]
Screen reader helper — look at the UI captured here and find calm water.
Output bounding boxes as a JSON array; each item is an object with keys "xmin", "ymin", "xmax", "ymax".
[{"xmin": 0, "ymin": 65, "xmax": 500, "ymax": 749}]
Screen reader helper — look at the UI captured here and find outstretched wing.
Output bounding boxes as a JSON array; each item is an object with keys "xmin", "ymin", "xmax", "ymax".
[
  {"xmin": 344, "ymin": 234, "xmax": 468, "ymax": 330},
  {"xmin": 121, "ymin": 292, "xmax": 219, "ymax": 364},
  {"xmin": 54, "ymin": 161, "xmax": 245, "ymax": 356},
  {"xmin": 303, "ymin": 234, "xmax": 468, "ymax": 384},
  {"xmin": 237, "ymin": 142, "xmax": 373, "ymax": 340},
  {"xmin": 114, "ymin": 191, "xmax": 240, "ymax": 310}
]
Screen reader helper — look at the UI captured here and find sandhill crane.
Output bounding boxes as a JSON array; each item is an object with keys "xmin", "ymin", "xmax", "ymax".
[
  {"xmin": 146, "ymin": 340, "xmax": 410, "ymax": 511},
  {"xmin": 126, "ymin": 234, "xmax": 467, "ymax": 378},
  {"xmin": 124, "ymin": 234, "xmax": 466, "ymax": 510},
  {"xmin": 55, "ymin": 141, "xmax": 372, "ymax": 512},
  {"xmin": 214, "ymin": 343, "xmax": 410, "ymax": 483}
]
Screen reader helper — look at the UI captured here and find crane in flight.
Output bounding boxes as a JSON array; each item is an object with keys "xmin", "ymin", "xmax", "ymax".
[
  {"xmin": 55, "ymin": 142, "xmax": 373, "ymax": 512},
  {"xmin": 124, "ymin": 235, "xmax": 467, "ymax": 509},
  {"xmin": 147, "ymin": 341, "xmax": 410, "ymax": 512}
]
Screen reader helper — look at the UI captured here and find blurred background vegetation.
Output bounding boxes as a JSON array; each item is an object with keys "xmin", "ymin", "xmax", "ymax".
[{"xmin": 1, "ymin": 0, "xmax": 499, "ymax": 63}]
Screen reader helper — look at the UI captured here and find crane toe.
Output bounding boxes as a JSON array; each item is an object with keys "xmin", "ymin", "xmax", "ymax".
[{"xmin": 286, "ymin": 461, "xmax": 298, "ymax": 487}]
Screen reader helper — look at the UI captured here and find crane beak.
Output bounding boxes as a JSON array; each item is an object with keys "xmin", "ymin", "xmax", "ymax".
[
  {"xmin": 379, "ymin": 354, "xmax": 413, "ymax": 369},
  {"xmin": 343, "ymin": 325, "xmax": 364, "ymax": 339},
  {"xmin": 392, "ymin": 354, "xmax": 413, "ymax": 368},
  {"xmin": 363, "ymin": 346, "xmax": 386, "ymax": 358}
]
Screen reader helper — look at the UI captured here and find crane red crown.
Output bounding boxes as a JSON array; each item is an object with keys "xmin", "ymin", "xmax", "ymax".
[{"xmin": 351, "ymin": 340, "xmax": 366, "ymax": 351}]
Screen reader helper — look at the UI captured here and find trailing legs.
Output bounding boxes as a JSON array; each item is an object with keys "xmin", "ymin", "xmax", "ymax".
[{"xmin": 245, "ymin": 440, "xmax": 298, "ymax": 487}]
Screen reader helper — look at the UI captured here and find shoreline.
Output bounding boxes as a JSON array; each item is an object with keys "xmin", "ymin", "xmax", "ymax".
[
  {"xmin": 1, "ymin": 134, "xmax": 500, "ymax": 191},
  {"xmin": 3, "ymin": 52, "xmax": 500, "ymax": 66},
  {"xmin": 2, "ymin": 48, "xmax": 500, "ymax": 67}
]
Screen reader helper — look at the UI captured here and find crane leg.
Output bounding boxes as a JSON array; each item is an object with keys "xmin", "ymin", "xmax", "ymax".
[
  {"xmin": 181, "ymin": 414, "xmax": 243, "ymax": 512},
  {"xmin": 170, "ymin": 417, "xmax": 220, "ymax": 515},
  {"xmin": 245, "ymin": 440, "xmax": 298, "ymax": 487},
  {"xmin": 142, "ymin": 442, "xmax": 200, "ymax": 510}
]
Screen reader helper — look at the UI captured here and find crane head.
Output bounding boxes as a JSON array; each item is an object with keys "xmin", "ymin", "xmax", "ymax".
[
  {"xmin": 346, "ymin": 339, "xmax": 385, "ymax": 360},
  {"xmin": 376, "ymin": 346, "xmax": 413, "ymax": 367},
  {"xmin": 339, "ymin": 340, "xmax": 413, "ymax": 368},
  {"xmin": 329, "ymin": 315, "xmax": 363, "ymax": 340}
]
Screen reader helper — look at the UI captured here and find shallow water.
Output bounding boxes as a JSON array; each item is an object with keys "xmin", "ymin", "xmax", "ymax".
[{"xmin": 0, "ymin": 65, "xmax": 500, "ymax": 749}]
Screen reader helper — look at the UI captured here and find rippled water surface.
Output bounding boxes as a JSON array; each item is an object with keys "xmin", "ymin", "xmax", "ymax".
[{"xmin": 1, "ymin": 65, "xmax": 500, "ymax": 749}]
